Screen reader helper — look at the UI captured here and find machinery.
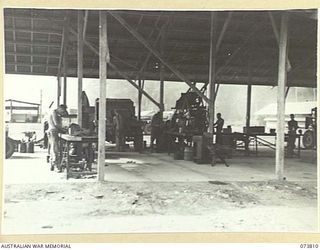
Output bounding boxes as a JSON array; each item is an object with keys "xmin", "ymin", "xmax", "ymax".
[
  {"xmin": 303, "ymin": 107, "xmax": 317, "ymax": 149},
  {"xmin": 95, "ymin": 98, "xmax": 143, "ymax": 151},
  {"xmin": 171, "ymin": 91, "xmax": 208, "ymax": 135}
]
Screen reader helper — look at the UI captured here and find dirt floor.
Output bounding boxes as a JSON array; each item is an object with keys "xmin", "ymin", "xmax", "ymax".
[{"xmin": 1, "ymin": 147, "xmax": 318, "ymax": 234}]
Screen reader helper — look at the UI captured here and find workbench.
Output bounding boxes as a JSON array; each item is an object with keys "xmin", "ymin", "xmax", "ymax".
[{"xmin": 58, "ymin": 133, "xmax": 98, "ymax": 179}]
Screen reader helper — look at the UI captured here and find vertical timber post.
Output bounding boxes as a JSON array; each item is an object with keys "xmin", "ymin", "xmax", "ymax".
[
  {"xmin": 138, "ymin": 79, "xmax": 142, "ymax": 120},
  {"xmin": 159, "ymin": 25, "xmax": 166, "ymax": 116},
  {"xmin": 208, "ymin": 12, "xmax": 217, "ymax": 134},
  {"xmin": 245, "ymin": 59, "xmax": 252, "ymax": 154},
  {"xmin": 57, "ymin": 76, "xmax": 61, "ymax": 108},
  {"xmin": 77, "ymin": 10, "xmax": 84, "ymax": 127},
  {"xmin": 245, "ymin": 85, "xmax": 252, "ymax": 153},
  {"xmin": 10, "ymin": 100, "xmax": 13, "ymax": 122},
  {"xmin": 98, "ymin": 11, "xmax": 108, "ymax": 181},
  {"xmin": 276, "ymin": 12, "xmax": 289, "ymax": 180},
  {"xmin": 62, "ymin": 21, "xmax": 69, "ymax": 106}
]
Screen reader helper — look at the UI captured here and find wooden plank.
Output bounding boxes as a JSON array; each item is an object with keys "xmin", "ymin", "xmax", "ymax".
[
  {"xmin": 109, "ymin": 11, "xmax": 211, "ymax": 104},
  {"xmin": 245, "ymin": 84, "xmax": 252, "ymax": 152},
  {"xmin": 138, "ymin": 79, "xmax": 142, "ymax": 120},
  {"xmin": 159, "ymin": 26, "xmax": 166, "ymax": 114},
  {"xmin": 208, "ymin": 13, "xmax": 217, "ymax": 133},
  {"xmin": 97, "ymin": 11, "xmax": 108, "ymax": 182},
  {"xmin": 57, "ymin": 76, "xmax": 61, "ymax": 107},
  {"xmin": 276, "ymin": 12, "xmax": 289, "ymax": 181},
  {"xmin": 77, "ymin": 10, "xmax": 84, "ymax": 126}
]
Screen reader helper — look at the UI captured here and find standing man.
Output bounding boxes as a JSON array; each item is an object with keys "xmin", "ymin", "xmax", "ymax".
[
  {"xmin": 287, "ymin": 114, "xmax": 298, "ymax": 157},
  {"xmin": 150, "ymin": 111, "xmax": 162, "ymax": 152},
  {"xmin": 213, "ymin": 113, "xmax": 224, "ymax": 144},
  {"xmin": 48, "ymin": 104, "xmax": 68, "ymax": 171}
]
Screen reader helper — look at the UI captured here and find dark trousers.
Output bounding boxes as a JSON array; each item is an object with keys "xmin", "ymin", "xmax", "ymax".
[{"xmin": 288, "ymin": 133, "xmax": 296, "ymax": 156}]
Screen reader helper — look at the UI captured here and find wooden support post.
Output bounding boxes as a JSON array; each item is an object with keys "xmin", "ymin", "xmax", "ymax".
[
  {"xmin": 138, "ymin": 79, "xmax": 142, "ymax": 120},
  {"xmin": 62, "ymin": 14, "xmax": 69, "ymax": 106},
  {"xmin": 276, "ymin": 12, "xmax": 289, "ymax": 181},
  {"xmin": 77, "ymin": 10, "xmax": 84, "ymax": 127},
  {"xmin": 245, "ymin": 56, "xmax": 253, "ymax": 153},
  {"xmin": 57, "ymin": 76, "xmax": 61, "ymax": 108},
  {"xmin": 63, "ymin": 60, "xmax": 67, "ymax": 105},
  {"xmin": 97, "ymin": 11, "xmax": 108, "ymax": 182},
  {"xmin": 208, "ymin": 12, "xmax": 217, "ymax": 134},
  {"xmin": 10, "ymin": 100, "xmax": 13, "ymax": 122},
  {"xmin": 159, "ymin": 27, "xmax": 166, "ymax": 115},
  {"xmin": 245, "ymin": 84, "xmax": 252, "ymax": 153}
]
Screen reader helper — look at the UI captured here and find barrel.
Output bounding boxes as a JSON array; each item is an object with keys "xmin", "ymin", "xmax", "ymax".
[
  {"xmin": 27, "ymin": 142, "xmax": 34, "ymax": 153},
  {"xmin": 19, "ymin": 142, "xmax": 27, "ymax": 153},
  {"xmin": 184, "ymin": 147, "xmax": 193, "ymax": 161}
]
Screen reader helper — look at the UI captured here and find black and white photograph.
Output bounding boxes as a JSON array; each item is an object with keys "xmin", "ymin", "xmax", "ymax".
[{"xmin": 2, "ymin": 7, "xmax": 318, "ymax": 234}]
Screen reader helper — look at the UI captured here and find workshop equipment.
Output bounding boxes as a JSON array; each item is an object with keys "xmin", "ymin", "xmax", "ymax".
[
  {"xmin": 171, "ymin": 92, "xmax": 208, "ymax": 135},
  {"xmin": 303, "ymin": 107, "xmax": 317, "ymax": 149},
  {"xmin": 95, "ymin": 98, "xmax": 143, "ymax": 151},
  {"xmin": 58, "ymin": 134, "xmax": 97, "ymax": 179}
]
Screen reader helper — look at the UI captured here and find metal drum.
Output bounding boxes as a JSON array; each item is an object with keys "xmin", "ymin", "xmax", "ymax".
[
  {"xmin": 19, "ymin": 142, "xmax": 27, "ymax": 153},
  {"xmin": 27, "ymin": 142, "xmax": 34, "ymax": 153},
  {"xmin": 184, "ymin": 147, "xmax": 193, "ymax": 161}
]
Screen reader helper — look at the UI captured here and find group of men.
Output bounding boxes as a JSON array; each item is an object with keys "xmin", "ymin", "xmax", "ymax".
[
  {"xmin": 150, "ymin": 110, "xmax": 299, "ymax": 156},
  {"xmin": 45, "ymin": 104, "xmax": 299, "ymax": 170}
]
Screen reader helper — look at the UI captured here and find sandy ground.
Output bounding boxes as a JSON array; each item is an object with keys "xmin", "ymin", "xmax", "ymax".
[{"xmin": 1, "ymin": 147, "xmax": 318, "ymax": 234}]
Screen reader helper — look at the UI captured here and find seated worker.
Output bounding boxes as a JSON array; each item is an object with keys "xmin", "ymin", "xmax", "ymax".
[
  {"xmin": 213, "ymin": 113, "xmax": 224, "ymax": 144},
  {"xmin": 47, "ymin": 104, "xmax": 68, "ymax": 171},
  {"xmin": 150, "ymin": 111, "xmax": 162, "ymax": 152},
  {"xmin": 287, "ymin": 114, "xmax": 298, "ymax": 157}
]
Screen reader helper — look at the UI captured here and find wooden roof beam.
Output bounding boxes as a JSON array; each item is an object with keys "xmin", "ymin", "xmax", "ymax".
[
  {"xmin": 83, "ymin": 10, "xmax": 89, "ymax": 40},
  {"xmin": 58, "ymin": 14, "xmax": 68, "ymax": 77},
  {"xmin": 109, "ymin": 11, "xmax": 211, "ymax": 104},
  {"xmin": 268, "ymin": 12, "xmax": 292, "ymax": 71},
  {"xmin": 5, "ymin": 28, "xmax": 62, "ymax": 36},
  {"xmin": 6, "ymin": 40, "xmax": 61, "ymax": 47},
  {"xmin": 56, "ymin": 15, "xmax": 161, "ymax": 108},
  {"xmin": 6, "ymin": 52, "xmax": 60, "ymax": 58},
  {"xmin": 216, "ymin": 12, "xmax": 232, "ymax": 51}
]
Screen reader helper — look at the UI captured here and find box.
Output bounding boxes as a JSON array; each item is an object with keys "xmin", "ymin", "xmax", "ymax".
[{"xmin": 243, "ymin": 126, "xmax": 265, "ymax": 134}]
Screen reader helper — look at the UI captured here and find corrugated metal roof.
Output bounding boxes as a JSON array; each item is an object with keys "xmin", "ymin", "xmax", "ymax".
[{"xmin": 4, "ymin": 8, "xmax": 317, "ymax": 87}]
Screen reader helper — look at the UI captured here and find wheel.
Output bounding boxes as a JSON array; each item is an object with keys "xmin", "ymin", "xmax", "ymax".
[
  {"xmin": 5, "ymin": 137, "xmax": 15, "ymax": 159},
  {"xmin": 303, "ymin": 130, "xmax": 315, "ymax": 149}
]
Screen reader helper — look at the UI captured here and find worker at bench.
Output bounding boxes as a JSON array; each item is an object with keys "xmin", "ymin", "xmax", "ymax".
[{"xmin": 48, "ymin": 104, "xmax": 68, "ymax": 171}]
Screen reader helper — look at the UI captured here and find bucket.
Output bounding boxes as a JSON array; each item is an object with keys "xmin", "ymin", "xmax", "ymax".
[
  {"xmin": 184, "ymin": 147, "xmax": 193, "ymax": 161},
  {"xmin": 27, "ymin": 142, "xmax": 34, "ymax": 153},
  {"xmin": 19, "ymin": 142, "xmax": 27, "ymax": 153}
]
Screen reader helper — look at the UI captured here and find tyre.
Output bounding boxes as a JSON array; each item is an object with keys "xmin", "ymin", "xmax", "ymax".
[
  {"xmin": 5, "ymin": 137, "xmax": 15, "ymax": 159},
  {"xmin": 303, "ymin": 130, "xmax": 314, "ymax": 149}
]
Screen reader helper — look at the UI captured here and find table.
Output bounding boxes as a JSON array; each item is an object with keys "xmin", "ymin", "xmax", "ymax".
[{"xmin": 58, "ymin": 134, "xmax": 98, "ymax": 179}]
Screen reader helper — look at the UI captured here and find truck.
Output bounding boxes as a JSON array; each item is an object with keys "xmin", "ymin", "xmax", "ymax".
[{"xmin": 95, "ymin": 98, "xmax": 143, "ymax": 151}]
